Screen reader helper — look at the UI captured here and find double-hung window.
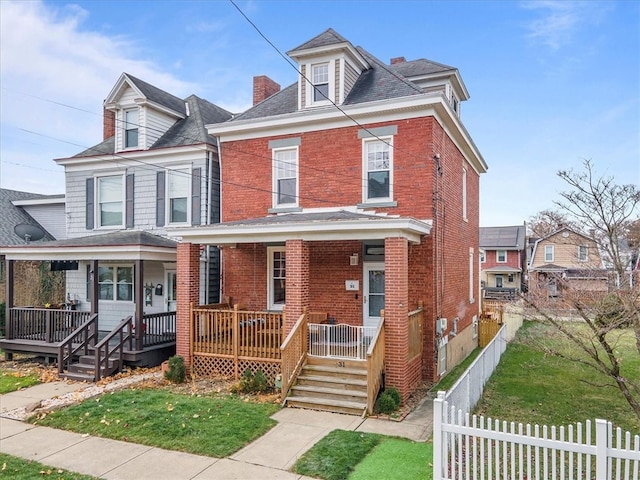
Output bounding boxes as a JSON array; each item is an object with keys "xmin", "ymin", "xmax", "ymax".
[
  {"xmin": 578, "ymin": 245, "xmax": 588, "ymax": 262},
  {"xmin": 267, "ymin": 247, "xmax": 286, "ymax": 310},
  {"xmin": 364, "ymin": 138, "xmax": 392, "ymax": 202},
  {"xmin": 124, "ymin": 109, "xmax": 139, "ymax": 148},
  {"xmin": 312, "ymin": 63, "xmax": 329, "ymax": 103},
  {"xmin": 273, "ymin": 148, "xmax": 298, "ymax": 207},
  {"xmin": 97, "ymin": 175, "xmax": 123, "ymax": 227},
  {"xmin": 545, "ymin": 245, "xmax": 554, "ymax": 262},
  {"xmin": 168, "ymin": 168, "xmax": 189, "ymax": 224},
  {"xmin": 98, "ymin": 265, "xmax": 133, "ymax": 302},
  {"xmin": 496, "ymin": 250, "xmax": 507, "ymax": 263}
]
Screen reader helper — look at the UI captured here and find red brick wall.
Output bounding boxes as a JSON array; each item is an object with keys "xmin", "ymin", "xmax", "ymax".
[
  {"xmin": 483, "ymin": 249, "xmax": 522, "ymax": 270},
  {"xmin": 176, "ymin": 242, "xmax": 201, "ymax": 369}
]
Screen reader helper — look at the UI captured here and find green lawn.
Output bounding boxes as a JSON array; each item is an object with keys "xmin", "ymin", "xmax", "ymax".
[
  {"xmin": 31, "ymin": 389, "xmax": 280, "ymax": 457},
  {"xmin": 0, "ymin": 453, "xmax": 98, "ymax": 480},
  {"xmin": 0, "ymin": 369, "xmax": 40, "ymax": 394},
  {"xmin": 475, "ymin": 321, "xmax": 640, "ymax": 432}
]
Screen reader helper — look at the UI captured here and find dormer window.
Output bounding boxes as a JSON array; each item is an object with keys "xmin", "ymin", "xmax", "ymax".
[
  {"xmin": 124, "ymin": 109, "xmax": 139, "ymax": 148},
  {"xmin": 312, "ymin": 63, "xmax": 329, "ymax": 103}
]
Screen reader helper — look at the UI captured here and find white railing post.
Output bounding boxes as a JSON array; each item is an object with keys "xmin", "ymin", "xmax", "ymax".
[
  {"xmin": 433, "ymin": 391, "xmax": 446, "ymax": 480},
  {"xmin": 595, "ymin": 418, "xmax": 608, "ymax": 480}
]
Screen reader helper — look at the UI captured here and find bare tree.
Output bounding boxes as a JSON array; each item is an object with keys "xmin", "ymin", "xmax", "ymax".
[
  {"xmin": 524, "ymin": 159, "xmax": 640, "ymax": 420},
  {"xmin": 527, "ymin": 209, "xmax": 578, "ymax": 238}
]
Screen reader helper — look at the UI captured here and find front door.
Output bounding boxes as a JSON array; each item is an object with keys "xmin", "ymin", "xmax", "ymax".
[
  {"xmin": 495, "ymin": 275, "xmax": 503, "ymax": 288},
  {"xmin": 165, "ymin": 269, "xmax": 177, "ymax": 311},
  {"xmin": 363, "ymin": 262, "xmax": 385, "ymax": 329}
]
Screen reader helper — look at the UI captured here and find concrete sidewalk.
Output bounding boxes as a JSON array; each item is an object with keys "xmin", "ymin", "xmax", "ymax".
[{"xmin": 0, "ymin": 381, "xmax": 433, "ymax": 479}]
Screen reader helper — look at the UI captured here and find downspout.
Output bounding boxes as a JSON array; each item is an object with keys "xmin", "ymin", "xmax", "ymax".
[{"xmin": 216, "ymin": 136, "xmax": 224, "ymax": 302}]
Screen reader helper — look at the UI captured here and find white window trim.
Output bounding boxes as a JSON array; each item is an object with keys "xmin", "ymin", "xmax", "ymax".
[
  {"xmin": 496, "ymin": 250, "xmax": 507, "ymax": 263},
  {"xmin": 123, "ymin": 107, "xmax": 139, "ymax": 150},
  {"xmin": 267, "ymin": 246, "xmax": 286, "ymax": 311},
  {"xmin": 362, "ymin": 136, "xmax": 393, "ymax": 204},
  {"xmin": 578, "ymin": 245, "xmax": 589, "ymax": 262},
  {"xmin": 95, "ymin": 172, "xmax": 125, "ymax": 230},
  {"xmin": 272, "ymin": 147, "xmax": 299, "ymax": 209},
  {"xmin": 545, "ymin": 245, "xmax": 555, "ymax": 262},
  {"xmin": 480, "ymin": 251, "xmax": 486, "ymax": 263},
  {"xmin": 462, "ymin": 166, "xmax": 468, "ymax": 221},
  {"xmin": 304, "ymin": 59, "xmax": 335, "ymax": 107},
  {"xmin": 469, "ymin": 247, "xmax": 475, "ymax": 303},
  {"xmin": 98, "ymin": 264, "xmax": 134, "ymax": 303},
  {"xmin": 166, "ymin": 166, "xmax": 191, "ymax": 226}
]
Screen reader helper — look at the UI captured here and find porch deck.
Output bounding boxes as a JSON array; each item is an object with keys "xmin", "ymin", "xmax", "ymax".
[{"xmin": 0, "ymin": 308, "xmax": 176, "ymax": 367}]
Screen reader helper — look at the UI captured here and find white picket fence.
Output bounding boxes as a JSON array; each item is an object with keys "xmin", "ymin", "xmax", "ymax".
[
  {"xmin": 433, "ymin": 394, "xmax": 640, "ymax": 480},
  {"xmin": 445, "ymin": 324, "xmax": 507, "ymax": 414}
]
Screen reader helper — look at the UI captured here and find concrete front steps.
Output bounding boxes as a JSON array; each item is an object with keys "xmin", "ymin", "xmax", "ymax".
[
  {"xmin": 284, "ymin": 356, "xmax": 368, "ymax": 416},
  {"xmin": 59, "ymin": 354, "xmax": 120, "ymax": 382}
]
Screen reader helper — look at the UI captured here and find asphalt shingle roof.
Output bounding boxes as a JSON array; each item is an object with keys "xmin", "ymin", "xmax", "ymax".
[
  {"xmin": 27, "ymin": 230, "xmax": 177, "ymax": 249},
  {"xmin": 287, "ymin": 28, "xmax": 349, "ymax": 53},
  {"xmin": 125, "ymin": 73, "xmax": 187, "ymax": 116},
  {"xmin": 0, "ymin": 189, "xmax": 56, "ymax": 245}
]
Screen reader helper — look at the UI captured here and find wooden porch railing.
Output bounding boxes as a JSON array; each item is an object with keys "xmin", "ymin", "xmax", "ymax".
[
  {"xmin": 280, "ymin": 310, "xmax": 308, "ymax": 402},
  {"xmin": 8, "ymin": 308, "xmax": 93, "ymax": 342},
  {"xmin": 57, "ymin": 314, "xmax": 98, "ymax": 375},
  {"xmin": 141, "ymin": 311, "xmax": 176, "ymax": 348},
  {"xmin": 366, "ymin": 313, "xmax": 386, "ymax": 415},
  {"xmin": 94, "ymin": 316, "xmax": 134, "ymax": 381}
]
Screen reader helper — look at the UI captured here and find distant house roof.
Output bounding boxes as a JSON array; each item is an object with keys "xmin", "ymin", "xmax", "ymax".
[
  {"xmin": 479, "ymin": 225, "xmax": 526, "ymax": 250},
  {"xmin": 0, "ymin": 189, "xmax": 57, "ymax": 246}
]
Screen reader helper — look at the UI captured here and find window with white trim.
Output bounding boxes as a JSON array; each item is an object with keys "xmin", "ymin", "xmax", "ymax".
[
  {"xmin": 267, "ymin": 247, "xmax": 286, "ymax": 310},
  {"xmin": 98, "ymin": 265, "xmax": 133, "ymax": 302},
  {"xmin": 363, "ymin": 138, "xmax": 392, "ymax": 202},
  {"xmin": 273, "ymin": 148, "xmax": 298, "ymax": 207},
  {"xmin": 312, "ymin": 63, "xmax": 329, "ymax": 103},
  {"xmin": 124, "ymin": 108, "xmax": 139, "ymax": 148},
  {"xmin": 578, "ymin": 245, "xmax": 588, "ymax": 262},
  {"xmin": 462, "ymin": 166, "xmax": 468, "ymax": 220},
  {"xmin": 469, "ymin": 247, "xmax": 475, "ymax": 303},
  {"xmin": 97, "ymin": 175, "xmax": 124, "ymax": 227},
  {"xmin": 167, "ymin": 168, "xmax": 190, "ymax": 224},
  {"xmin": 480, "ymin": 251, "xmax": 485, "ymax": 263},
  {"xmin": 545, "ymin": 245, "xmax": 554, "ymax": 262},
  {"xmin": 496, "ymin": 250, "xmax": 507, "ymax": 263}
]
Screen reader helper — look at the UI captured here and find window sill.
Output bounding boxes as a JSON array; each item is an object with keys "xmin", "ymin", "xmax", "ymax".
[
  {"xmin": 357, "ymin": 201, "xmax": 398, "ymax": 209},
  {"xmin": 268, "ymin": 206, "xmax": 302, "ymax": 214}
]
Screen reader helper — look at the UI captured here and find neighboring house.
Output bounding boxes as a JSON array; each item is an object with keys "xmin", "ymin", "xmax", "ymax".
[
  {"xmin": 479, "ymin": 224, "xmax": 527, "ymax": 299},
  {"xmin": 1, "ymin": 74, "xmax": 232, "ymax": 369},
  {"xmin": 528, "ymin": 226, "xmax": 608, "ymax": 300},
  {"xmin": 171, "ymin": 28, "xmax": 488, "ymax": 404},
  {"xmin": 0, "ymin": 188, "xmax": 64, "ymax": 306}
]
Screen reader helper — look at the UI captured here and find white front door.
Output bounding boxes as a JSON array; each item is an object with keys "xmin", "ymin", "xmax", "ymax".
[
  {"xmin": 165, "ymin": 269, "xmax": 177, "ymax": 311},
  {"xmin": 363, "ymin": 262, "xmax": 385, "ymax": 328}
]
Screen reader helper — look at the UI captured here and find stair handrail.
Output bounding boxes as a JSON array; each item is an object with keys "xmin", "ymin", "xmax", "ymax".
[
  {"xmin": 280, "ymin": 310, "xmax": 307, "ymax": 403},
  {"xmin": 365, "ymin": 315, "xmax": 386, "ymax": 415},
  {"xmin": 93, "ymin": 316, "xmax": 134, "ymax": 382},
  {"xmin": 57, "ymin": 313, "xmax": 99, "ymax": 376}
]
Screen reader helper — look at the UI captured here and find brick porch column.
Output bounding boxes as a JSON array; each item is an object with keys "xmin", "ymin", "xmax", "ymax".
[
  {"xmin": 384, "ymin": 237, "xmax": 410, "ymax": 400},
  {"xmin": 283, "ymin": 239, "xmax": 310, "ymax": 335},
  {"xmin": 176, "ymin": 242, "xmax": 201, "ymax": 370}
]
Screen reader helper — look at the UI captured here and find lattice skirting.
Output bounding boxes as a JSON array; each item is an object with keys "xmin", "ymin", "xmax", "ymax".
[{"xmin": 192, "ymin": 355, "xmax": 281, "ymax": 383}]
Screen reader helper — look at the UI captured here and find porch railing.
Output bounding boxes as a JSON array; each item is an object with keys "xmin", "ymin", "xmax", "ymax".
[
  {"xmin": 280, "ymin": 310, "xmax": 308, "ymax": 401},
  {"xmin": 366, "ymin": 315, "xmax": 386, "ymax": 414},
  {"xmin": 58, "ymin": 313, "xmax": 98, "ymax": 375},
  {"xmin": 8, "ymin": 308, "xmax": 93, "ymax": 343},
  {"xmin": 140, "ymin": 311, "xmax": 176, "ymax": 348},
  {"xmin": 308, "ymin": 323, "xmax": 376, "ymax": 360},
  {"xmin": 94, "ymin": 316, "xmax": 134, "ymax": 381}
]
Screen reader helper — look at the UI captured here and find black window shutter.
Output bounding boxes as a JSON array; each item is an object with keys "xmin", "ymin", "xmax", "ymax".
[
  {"xmin": 126, "ymin": 173, "xmax": 134, "ymax": 228},
  {"xmin": 86, "ymin": 178, "xmax": 94, "ymax": 230},
  {"xmin": 191, "ymin": 167, "xmax": 201, "ymax": 225},
  {"xmin": 156, "ymin": 171, "xmax": 165, "ymax": 227}
]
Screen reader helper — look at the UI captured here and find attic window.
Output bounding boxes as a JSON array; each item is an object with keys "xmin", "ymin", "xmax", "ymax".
[
  {"xmin": 312, "ymin": 63, "xmax": 329, "ymax": 103},
  {"xmin": 124, "ymin": 109, "xmax": 139, "ymax": 148}
]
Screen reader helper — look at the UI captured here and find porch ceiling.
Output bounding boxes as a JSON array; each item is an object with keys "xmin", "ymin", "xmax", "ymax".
[
  {"xmin": 0, "ymin": 230, "xmax": 177, "ymax": 261},
  {"xmin": 169, "ymin": 210, "xmax": 432, "ymax": 246}
]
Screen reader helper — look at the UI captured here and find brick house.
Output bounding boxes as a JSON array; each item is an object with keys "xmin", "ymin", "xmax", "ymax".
[
  {"xmin": 171, "ymin": 29, "xmax": 487, "ymax": 405},
  {"xmin": 479, "ymin": 224, "xmax": 527, "ymax": 299}
]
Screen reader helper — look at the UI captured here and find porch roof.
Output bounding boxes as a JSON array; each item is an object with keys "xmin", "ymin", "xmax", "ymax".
[
  {"xmin": 0, "ymin": 230, "xmax": 177, "ymax": 261},
  {"xmin": 482, "ymin": 266, "xmax": 522, "ymax": 273},
  {"xmin": 169, "ymin": 210, "xmax": 432, "ymax": 246}
]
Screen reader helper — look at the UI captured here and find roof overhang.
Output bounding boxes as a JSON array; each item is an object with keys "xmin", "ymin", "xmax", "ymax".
[
  {"xmin": 482, "ymin": 266, "xmax": 522, "ymax": 274},
  {"xmin": 168, "ymin": 212, "xmax": 432, "ymax": 247}
]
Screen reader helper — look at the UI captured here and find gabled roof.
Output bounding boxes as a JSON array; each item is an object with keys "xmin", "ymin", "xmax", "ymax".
[
  {"xmin": 287, "ymin": 28, "xmax": 350, "ymax": 53},
  {"xmin": 105, "ymin": 73, "xmax": 186, "ymax": 117},
  {"xmin": 480, "ymin": 225, "xmax": 526, "ymax": 250},
  {"xmin": 0, "ymin": 189, "xmax": 56, "ymax": 246}
]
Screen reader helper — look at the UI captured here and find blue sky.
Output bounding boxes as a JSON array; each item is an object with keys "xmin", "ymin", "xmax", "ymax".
[{"xmin": 0, "ymin": 0, "xmax": 638, "ymax": 227}]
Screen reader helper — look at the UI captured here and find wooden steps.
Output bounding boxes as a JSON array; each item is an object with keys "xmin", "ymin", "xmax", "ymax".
[
  {"xmin": 285, "ymin": 356, "xmax": 368, "ymax": 416},
  {"xmin": 60, "ymin": 355, "xmax": 120, "ymax": 382}
]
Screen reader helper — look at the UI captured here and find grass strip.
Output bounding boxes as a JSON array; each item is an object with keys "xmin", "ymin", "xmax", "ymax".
[
  {"xmin": 349, "ymin": 437, "xmax": 432, "ymax": 480},
  {"xmin": 0, "ymin": 369, "xmax": 40, "ymax": 394},
  {"xmin": 432, "ymin": 347, "xmax": 481, "ymax": 392},
  {"xmin": 294, "ymin": 430, "xmax": 382, "ymax": 480},
  {"xmin": 31, "ymin": 389, "xmax": 279, "ymax": 457},
  {"xmin": 0, "ymin": 453, "xmax": 98, "ymax": 480}
]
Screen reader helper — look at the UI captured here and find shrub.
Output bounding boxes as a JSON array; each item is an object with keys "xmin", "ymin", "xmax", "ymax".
[
  {"xmin": 385, "ymin": 387, "xmax": 402, "ymax": 407},
  {"xmin": 235, "ymin": 369, "xmax": 270, "ymax": 394},
  {"xmin": 375, "ymin": 391, "xmax": 398, "ymax": 415},
  {"xmin": 164, "ymin": 355, "xmax": 186, "ymax": 383}
]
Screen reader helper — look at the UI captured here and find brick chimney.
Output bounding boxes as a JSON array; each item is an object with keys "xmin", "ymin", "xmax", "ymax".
[
  {"xmin": 103, "ymin": 108, "xmax": 115, "ymax": 140},
  {"xmin": 390, "ymin": 56, "xmax": 406, "ymax": 65},
  {"xmin": 253, "ymin": 75, "xmax": 280, "ymax": 106}
]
